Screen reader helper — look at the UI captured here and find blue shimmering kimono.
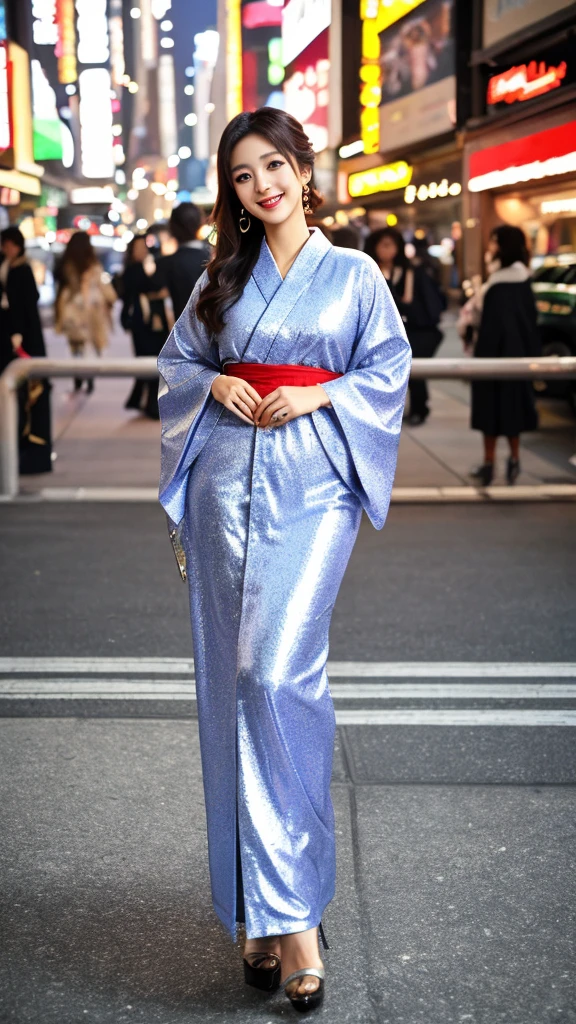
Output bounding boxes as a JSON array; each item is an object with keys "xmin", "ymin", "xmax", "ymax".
[{"xmin": 158, "ymin": 228, "xmax": 410, "ymax": 940}]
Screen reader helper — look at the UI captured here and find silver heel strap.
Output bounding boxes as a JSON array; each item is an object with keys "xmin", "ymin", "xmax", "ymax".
[{"xmin": 283, "ymin": 967, "xmax": 325, "ymax": 989}]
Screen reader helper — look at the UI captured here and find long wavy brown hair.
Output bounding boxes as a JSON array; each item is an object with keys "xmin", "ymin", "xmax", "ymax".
[{"xmin": 196, "ymin": 107, "xmax": 322, "ymax": 334}]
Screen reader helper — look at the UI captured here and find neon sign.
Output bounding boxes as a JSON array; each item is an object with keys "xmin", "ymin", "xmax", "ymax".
[
  {"xmin": 348, "ymin": 160, "xmax": 413, "ymax": 198},
  {"xmin": 56, "ymin": 0, "xmax": 77, "ymax": 84},
  {"xmin": 405, "ymin": 178, "xmax": 461, "ymax": 203},
  {"xmin": 360, "ymin": 0, "xmax": 427, "ymax": 155},
  {"xmin": 0, "ymin": 42, "xmax": 10, "ymax": 152},
  {"xmin": 468, "ymin": 121, "xmax": 576, "ymax": 192},
  {"xmin": 487, "ymin": 61, "xmax": 567, "ymax": 106}
]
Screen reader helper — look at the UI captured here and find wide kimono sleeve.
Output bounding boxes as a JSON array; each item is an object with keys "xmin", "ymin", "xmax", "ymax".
[
  {"xmin": 158, "ymin": 271, "xmax": 223, "ymax": 525},
  {"xmin": 311, "ymin": 257, "xmax": 411, "ymax": 530}
]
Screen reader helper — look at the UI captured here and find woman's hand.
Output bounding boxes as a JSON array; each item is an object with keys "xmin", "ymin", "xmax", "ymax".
[
  {"xmin": 254, "ymin": 385, "xmax": 331, "ymax": 429},
  {"xmin": 211, "ymin": 374, "xmax": 262, "ymax": 426}
]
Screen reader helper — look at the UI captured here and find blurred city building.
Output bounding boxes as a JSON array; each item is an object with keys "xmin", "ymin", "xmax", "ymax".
[
  {"xmin": 0, "ymin": 0, "xmax": 218, "ymax": 271},
  {"xmin": 463, "ymin": 0, "xmax": 576, "ymax": 278},
  {"xmin": 1, "ymin": 0, "xmax": 575, "ymax": 295}
]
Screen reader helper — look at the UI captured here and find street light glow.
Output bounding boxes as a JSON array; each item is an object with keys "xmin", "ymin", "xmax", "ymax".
[
  {"xmin": 160, "ymin": 38, "xmax": 174, "ymax": 48},
  {"xmin": 130, "ymin": 7, "xmax": 141, "ymax": 18},
  {"xmin": 184, "ymin": 113, "xmax": 197, "ymax": 126},
  {"xmin": 178, "ymin": 146, "xmax": 191, "ymax": 159}
]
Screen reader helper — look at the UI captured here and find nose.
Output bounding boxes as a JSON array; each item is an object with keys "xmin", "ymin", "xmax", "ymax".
[{"xmin": 254, "ymin": 171, "xmax": 271, "ymax": 194}]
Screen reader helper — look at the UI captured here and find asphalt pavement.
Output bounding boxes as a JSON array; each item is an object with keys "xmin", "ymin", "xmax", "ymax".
[{"xmin": 1, "ymin": 502, "xmax": 575, "ymax": 1023}]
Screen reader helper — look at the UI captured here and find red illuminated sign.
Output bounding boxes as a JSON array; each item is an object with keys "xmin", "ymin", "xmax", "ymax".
[
  {"xmin": 468, "ymin": 120, "xmax": 576, "ymax": 192},
  {"xmin": 487, "ymin": 60, "xmax": 567, "ymax": 106}
]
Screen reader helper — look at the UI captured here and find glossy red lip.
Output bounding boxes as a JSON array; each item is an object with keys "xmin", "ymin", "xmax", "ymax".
[{"xmin": 257, "ymin": 193, "xmax": 284, "ymax": 208}]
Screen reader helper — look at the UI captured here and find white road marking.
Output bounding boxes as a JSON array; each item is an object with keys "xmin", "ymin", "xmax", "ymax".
[
  {"xmin": 0, "ymin": 658, "xmax": 195, "ymax": 675},
  {"xmin": 1, "ymin": 680, "xmax": 576, "ymax": 700},
  {"xmin": 330, "ymin": 683, "xmax": 576, "ymax": 698},
  {"xmin": 334, "ymin": 710, "xmax": 576, "ymax": 725},
  {"xmin": 328, "ymin": 663, "xmax": 576, "ymax": 678},
  {"xmin": 2, "ymin": 484, "xmax": 576, "ymax": 504},
  {"xmin": 1, "ymin": 659, "xmax": 575, "ymax": 678}
]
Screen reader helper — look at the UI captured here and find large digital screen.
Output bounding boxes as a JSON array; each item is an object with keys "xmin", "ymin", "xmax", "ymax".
[
  {"xmin": 378, "ymin": 0, "xmax": 455, "ymax": 150},
  {"xmin": 0, "ymin": 0, "xmax": 6, "ymax": 41}
]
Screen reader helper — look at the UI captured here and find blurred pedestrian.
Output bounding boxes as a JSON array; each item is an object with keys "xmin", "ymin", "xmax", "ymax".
[
  {"xmin": 55, "ymin": 231, "xmax": 116, "ymax": 393},
  {"xmin": 331, "ymin": 226, "xmax": 360, "ymax": 249},
  {"xmin": 0, "ymin": 226, "xmax": 52, "ymax": 474},
  {"xmin": 365, "ymin": 226, "xmax": 444, "ymax": 424},
  {"xmin": 468, "ymin": 225, "xmax": 540, "ymax": 486},
  {"xmin": 156, "ymin": 202, "xmax": 209, "ymax": 322},
  {"xmin": 120, "ymin": 235, "xmax": 169, "ymax": 419}
]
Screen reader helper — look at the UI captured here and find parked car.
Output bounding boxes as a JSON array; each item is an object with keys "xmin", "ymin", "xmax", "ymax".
[{"xmin": 531, "ymin": 254, "xmax": 576, "ymax": 408}]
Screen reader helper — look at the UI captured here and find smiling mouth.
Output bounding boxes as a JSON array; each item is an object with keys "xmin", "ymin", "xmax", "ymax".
[{"xmin": 257, "ymin": 193, "xmax": 284, "ymax": 210}]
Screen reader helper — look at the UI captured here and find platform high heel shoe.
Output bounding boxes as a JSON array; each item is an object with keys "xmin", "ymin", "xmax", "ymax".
[
  {"xmin": 243, "ymin": 949, "xmax": 281, "ymax": 992},
  {"xmin": 283, "ymin": 922, "xmax": 329, "ymax": 1014}
]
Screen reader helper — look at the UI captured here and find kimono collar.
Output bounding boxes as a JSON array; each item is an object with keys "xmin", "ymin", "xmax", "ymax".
[{"xmin": 252, "ymin": 227, "xmax": 331, "ymax": 303}]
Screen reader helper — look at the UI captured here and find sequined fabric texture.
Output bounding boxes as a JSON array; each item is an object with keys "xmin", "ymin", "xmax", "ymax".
[{"xmin": 158, "ymin": 228, "xmax": 411, "ymax": 940}]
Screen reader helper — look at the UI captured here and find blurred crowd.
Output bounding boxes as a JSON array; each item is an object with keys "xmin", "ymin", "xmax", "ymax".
[{"xmin": 1, "ymin": 212, "xmax": 541, "ymax": 485}]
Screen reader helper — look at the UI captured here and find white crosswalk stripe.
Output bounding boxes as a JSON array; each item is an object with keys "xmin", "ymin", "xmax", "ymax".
[
  {"xmin": 1, "ymin": 658, "xmax": 575, "ymax": 678},
  {"xmin": 1, "ymin": 658, "xmax": 575, "ymax": 725}
]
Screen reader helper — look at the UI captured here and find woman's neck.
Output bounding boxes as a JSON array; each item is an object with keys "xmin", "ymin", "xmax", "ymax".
[
  {"xmin": 264, "ymin": 208, "xmax": 310, "ymax": 280},
  {"xmin": 379, "ymin": 261, "xmax": 393, "ymax": 278}
]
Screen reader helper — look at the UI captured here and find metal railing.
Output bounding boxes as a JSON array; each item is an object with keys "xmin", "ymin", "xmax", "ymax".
[{"xmin": 1, "ymin": 355, "xmax": 576, "ymax": 499}]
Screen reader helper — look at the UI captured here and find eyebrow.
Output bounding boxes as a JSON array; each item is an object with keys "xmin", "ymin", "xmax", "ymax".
[{"xmin": 231, "ymin": 151, "xmax": 282, "ymax": 173}]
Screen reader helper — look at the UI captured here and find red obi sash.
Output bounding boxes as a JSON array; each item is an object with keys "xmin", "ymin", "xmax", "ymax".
[{"xmin": 224, "ymin": 362, "xmax": 343, "ymax": 399}]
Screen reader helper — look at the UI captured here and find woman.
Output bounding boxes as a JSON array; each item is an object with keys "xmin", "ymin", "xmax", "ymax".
[
  {"xmin": 158, "ymin": 108, "xmax": 411, "ymax": 1013},
  {"xmin": 120, "ymin": 235, "xmax": 169, "ymax": 419},
  {"xmin": 55, "ymin": 231, "xmax": 116, "ymax": 393},
  {"xmin": 365, "ymin": 227, "xmax": 444, "ymax": 425},
  {"xmin": 466, "ymin": 225, "xmax": 540, "ymax": 486},
  {"xmin": 0, "ymin": 226, "xmax": 52, "ymax": 475}
]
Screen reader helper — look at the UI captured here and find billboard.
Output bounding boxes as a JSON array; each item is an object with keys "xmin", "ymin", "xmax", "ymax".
[
  {"xmin": 283, "ymin": 28, "xmax": 329, "ymax": 152},
  {"xmin": 483, "ymin": 0, "xmax": 574, "ymax": 50},
  {"xmin": 378, "ymin": 0, "xmax": 455, "ymax": 150},
  {"xmin": 282, "ymin": 0, "xmax": 331, "ymax": 68}
]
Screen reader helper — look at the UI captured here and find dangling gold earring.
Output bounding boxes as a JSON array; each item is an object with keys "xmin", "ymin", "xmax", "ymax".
[
  {"xmin": 302, "ymin": 183, "xmax": 312, "ymax": 215},
  {"xmin": 239, "ymin": 207, "xmax": 251, "ymax": 233}
]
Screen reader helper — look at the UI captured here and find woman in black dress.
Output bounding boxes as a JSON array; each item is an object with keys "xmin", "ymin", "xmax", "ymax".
[
  {"xmin": 364, "ymin": 227, "xmax": 444, "ymax": 425},
  {"xmin": 120, "ymin": 235, "xmax": 169, "ymax": 419},
  {"xmin": 0, "ymin": 226, "xmax": 52, "ymax": 475},
  {"xmin": 469, "ymin": 225, "xmax": 541, "ymax": 486}
]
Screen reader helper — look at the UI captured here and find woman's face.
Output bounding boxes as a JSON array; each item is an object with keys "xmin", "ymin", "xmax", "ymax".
[
  {"xmin": 230, "ymin": 133, "xmax": 310, "ymax": 230},
  {"xmin": 487, "ymin": 235, "xmax": 499, "ymax": 258},
  {"xmin": 1, "ymin": 239, "xmax": 21, "ymax": 261},
  {"xmin": 375, "ymin": 235, "xmax": 398, "ymax": 266},
  {"xmin": 132, "ymin": 238, "xmax": 148, "ymax": 263}
]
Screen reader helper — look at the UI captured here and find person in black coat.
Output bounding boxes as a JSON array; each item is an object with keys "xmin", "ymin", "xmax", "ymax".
[
  {"xmin": 156, "ymin": 203, "xmax": 210, "ymax": 322},
  {"xmin": 120, "ymin": 235, "xmax": 169, "ymax": 419},
  {"xmin": 364, "ymin": 227, "xmax": 445, "ymax": 425},
  {"xmin": 0, "ymin": 226, "xmax": 52, "ymax": 475},
  {"xmin": 470, "ymin": 225, "xmax": 541, "ymax": 486}
]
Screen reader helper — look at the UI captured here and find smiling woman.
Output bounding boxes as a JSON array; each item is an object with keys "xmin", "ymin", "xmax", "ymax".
[
  {"xmin": 157, "ymin": 106, "xmax": 411, "ymax": 1014},
  {"xmin": 196, "ymin": 108, "xmax": 323, "ymax": 334}
]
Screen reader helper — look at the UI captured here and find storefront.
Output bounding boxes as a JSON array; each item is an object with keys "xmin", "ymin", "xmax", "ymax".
[
  {"xmin": 463, "ymin": 113, "xmax": 576, "ymax": 277},
  {"xmin": 337, "ymin": 144, "xmax": 463, "ymax": 285},
  {"xmin": 336, "ymin": 0, "xmax": 462, "ymax": 283},
  {"xmin": 462, "ymin": 0, "xmax": 576, "ymax": 277}
]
